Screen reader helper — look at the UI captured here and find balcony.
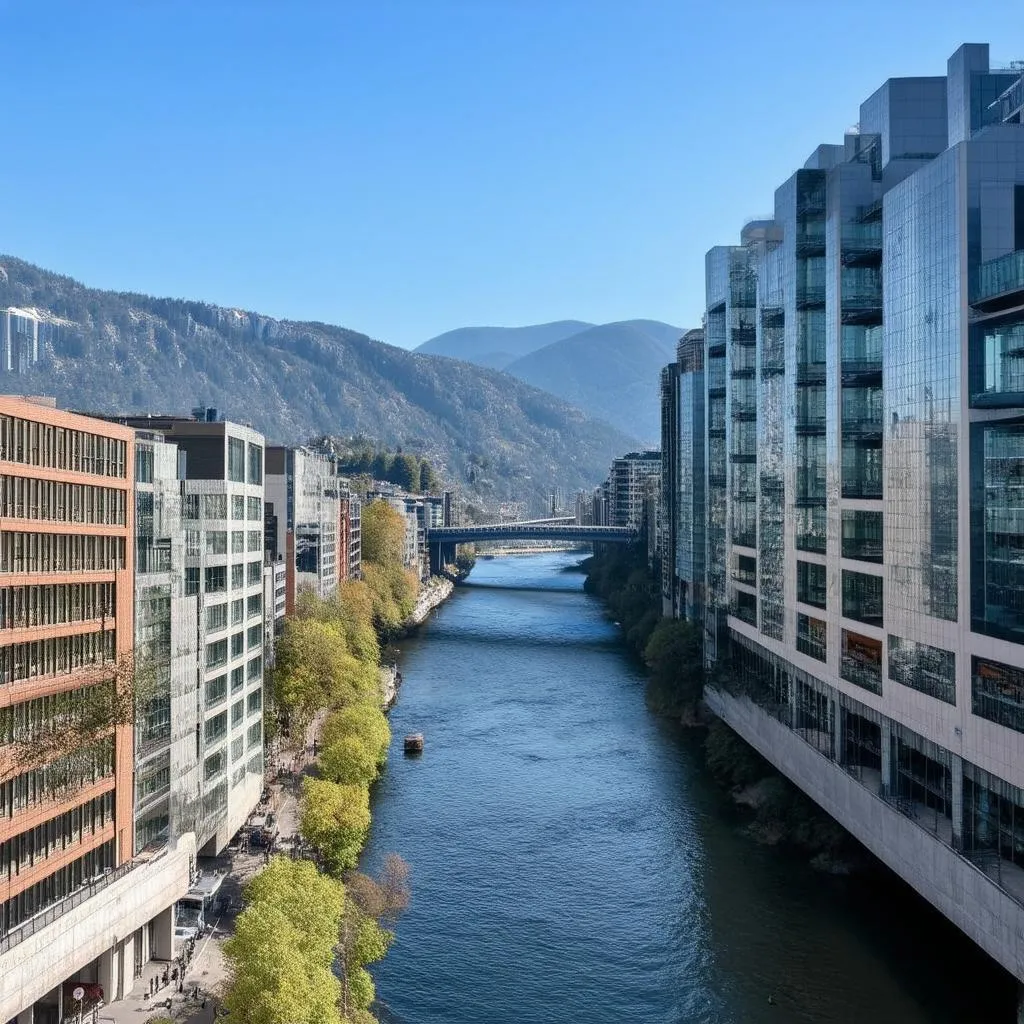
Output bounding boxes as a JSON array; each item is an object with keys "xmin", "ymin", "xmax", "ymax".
[
  {"xmin": 971, "ymin": 249, "xmax": 1024, "ymax": 311},
  {"xmin": 841, "ymin": 220, "xmax": 883, "ymax": 265},
  {"xmin": 971, "ymin": 320, "xmax": 1024, "ymax": 407}
]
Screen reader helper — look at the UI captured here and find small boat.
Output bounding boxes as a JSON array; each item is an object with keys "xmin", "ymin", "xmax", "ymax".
[{"xmin": 404, "ymin": 733, "xmax": 424, "ymax": 755}]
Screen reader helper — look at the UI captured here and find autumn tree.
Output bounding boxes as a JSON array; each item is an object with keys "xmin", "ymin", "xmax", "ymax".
[
  {"xmin": 360, "ymin": 499, "xmax": 407, "ymax": 567},
  {"xmin": 322, "ymin": 703, "xmax": 391, "ymax": 768}
]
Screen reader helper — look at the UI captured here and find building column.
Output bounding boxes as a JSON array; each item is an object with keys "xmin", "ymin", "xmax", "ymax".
[
  {"xmin": 880, "ymin": 719, "xmax": 892, "ymax": 799},
  {"xmin": 122, "ymin": 933, "xmax": 136, "ymax": 997},
  {"xmin": 98, "ymin": 946, "xmax": 118, "ymax": 1005},
  {"xmin": 950, "ymin": 753, "xmax": 963, "ymax": 850},
  {"xmin": 832, "ymin": 700, "xmax": 843, "ymax": 765},
  {"xmin": 152, "ymin": 905, "xmax": 175, "ymax": 961}
]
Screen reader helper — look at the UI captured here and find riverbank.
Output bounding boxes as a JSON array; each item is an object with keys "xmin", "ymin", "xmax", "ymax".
[{"xmin": 400, "ymin": 575, "xmax": 454, "ymax": 632}]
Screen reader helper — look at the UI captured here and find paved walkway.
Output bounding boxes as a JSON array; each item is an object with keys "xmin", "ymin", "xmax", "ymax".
[{"xmin": 101, "ymin": 718, "xmax": 325, "ymax": 1024}]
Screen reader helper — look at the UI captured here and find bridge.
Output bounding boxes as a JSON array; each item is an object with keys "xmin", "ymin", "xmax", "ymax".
[{"xmin": 426, "ymin": 522, "xmax": 638, "ymax": 574}]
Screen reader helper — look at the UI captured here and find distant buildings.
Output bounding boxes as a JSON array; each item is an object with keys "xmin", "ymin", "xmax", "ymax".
[
  {"xmin": 657, "ymin": 43, "xmax": 1024, "ymax": 994},
  {"xmin": 0, "ymin": 308, "xmax": 40, "ymax": 374},
  {"xmin": 604, "ymin": 451, "xmax": 660, "ymax": 531}
]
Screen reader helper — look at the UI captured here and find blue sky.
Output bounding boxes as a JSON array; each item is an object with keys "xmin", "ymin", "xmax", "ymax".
[{"xmin": 0, "ymin": 1, "xmax": 1008, "ymax": 348}]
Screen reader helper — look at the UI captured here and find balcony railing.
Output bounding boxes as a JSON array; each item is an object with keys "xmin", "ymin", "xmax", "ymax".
[{"xmin": 972, "ymin": 250, "xmax": 1024, "ymax": 308}]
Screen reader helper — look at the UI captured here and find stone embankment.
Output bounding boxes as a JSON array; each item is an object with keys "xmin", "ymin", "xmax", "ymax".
[{"xmin": 402, "ymin": 576, "xmax": 454, "ymax": 631}]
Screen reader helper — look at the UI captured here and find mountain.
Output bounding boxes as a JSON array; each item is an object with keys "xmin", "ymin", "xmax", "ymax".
[
  {"xmin": 416, "ymin": 321, "xmax": 593, "ymax": 370},
  {"xmin": 503, "ymin": 320, "xmax": 682, "ymax": 442},
  {"xmin": 0, "ymin": 257, "xmax": 640, "ymax": 508}
]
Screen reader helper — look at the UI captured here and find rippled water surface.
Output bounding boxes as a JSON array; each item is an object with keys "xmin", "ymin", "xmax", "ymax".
[{"xmin": 362, "ymin": 554, "xmax": 1012, "ymax": 1024}]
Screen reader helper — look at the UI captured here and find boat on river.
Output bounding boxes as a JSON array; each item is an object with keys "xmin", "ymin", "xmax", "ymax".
[{"xmin": 404, "ymin": 733, "xmax": 424, "ymax": 755}]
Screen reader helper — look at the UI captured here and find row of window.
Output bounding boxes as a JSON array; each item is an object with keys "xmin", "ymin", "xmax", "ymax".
[
  {"xmin": 194, "ymin": 530, "xmax": 263, "ymax": 556},
  {"xmin": 205, "ymin": 631, "xmax": 262, "ymax": 670},
  {"xmin": 0, "ymin": 415, "xmax": 128, "ymax": 479},
  {"xmin": 0, "ymin": 582, "xmax": 116, "ymax": 630},
  {"xmin": 0, "ymin": 631, "xmax": 117, "ymax": 685},
  {"xmin": 184, "ymin": 494, "xmax": 262, "ymax": 521},
  {"xmin": 0, "ymin": 791, "xmax": 116, "ymax": 882},
  {"xmin": 206, "ymin": 661, "xmax": 261, "ymax": 706},
  {"xmin": 0, "ymin": 738, "xmax": 114, "ymax": 819},
  {"xmin": 0, "ymin": 475, "xmax": 128, "ymax": 526},
  {"xmin": 0, "ymin": 531, "xmax": 126, "ymax": 574},
  {"xmin": 185, "ymin": 561, "xmax": 263, "ymax": 597},
  {"xmin": 0, "ymin": 682, "xmax": 113, "ymax": 743},
  {"xmin": 0, "ymin": 838, "xmax": 117, "ymax": 938},
  {"xmin": 205, "ymin": 594, "xmax": 263, "ymax": 633}
]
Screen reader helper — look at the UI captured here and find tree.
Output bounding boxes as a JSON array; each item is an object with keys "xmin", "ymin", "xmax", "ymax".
[
  {"xmin": 360, "ymin": 499, "xmax": 407, "ymax": 567},
  {"xmin": 643, "ymin": 618, "xmax": 704, "ymax": 710},
  {"xmin": 299, "ymin": 778, "xmax": 371, "ymax": 874},
  {"xmin": 319, "ymin": 733, "xmax": 379, "ymax": 786},
  {"xmin": 322, "ymin": 703, "xmax": 391, "ymax": 768},
  {"xmin": 371, "ymin": 452, "xmax": 393, "ymax": 480},
  {"xmin": 418, "ymin": 459, "xmax": 437, "ymax": 493},
  {"xmin": 393, "ymin": 453, "xmax": 420, "ymax": 492}
]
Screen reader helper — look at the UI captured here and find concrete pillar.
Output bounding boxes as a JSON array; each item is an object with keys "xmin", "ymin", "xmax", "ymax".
[
  {"xmin": 16, "ymin": 1005, "xmax": 34, "ymax": 1024},
  {"xmin": 152, "ymin": 905, "xmax": 175, "ymax": 961},
  {"xmin": 122, "ymin": 933, "xmax": 136, "ymax": 997},
  {"xmin": 832, "ymin": 700, "xmax": 843, "ymax": 765},
  {"xmin": 880, "ymin": 719, "xmax": 892, "ymax": 798},
  {"xmin": 950, "ymin": 753, "xmax": 963, "ymax": 850},
  {"xmin": 98, "ymin": 946, "xmax": 118, "ymax": 1006}
]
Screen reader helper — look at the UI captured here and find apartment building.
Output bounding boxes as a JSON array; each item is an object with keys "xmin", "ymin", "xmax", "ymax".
[
  {"xmin": 341, "ymin": 489, "xmax": 362, "ymax": 580},
  {"xmin": 111, "ymin": 414, "xmax": 267, "ymax": 856},
  {"xmin": 692, "ymin": 44, "xmax": 1024, "ymax": 989},
  {"xmin": 606, "ymin": 451, "xmax": 660, "ymax": 531},
  {"xmin": 0, "ymin": 398, "xmax": 194, "ymax": 1023}
]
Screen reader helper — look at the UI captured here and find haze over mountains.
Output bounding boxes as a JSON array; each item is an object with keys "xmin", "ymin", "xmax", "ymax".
[
  {"xmin": 418, "ymin": 318, "xmax": 683, "ymax": 441},
  {"xmin": 0, "ymin": 256, "xmax": 640, "ymax": 508}
]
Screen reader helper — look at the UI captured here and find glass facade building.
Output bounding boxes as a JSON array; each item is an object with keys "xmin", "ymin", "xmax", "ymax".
[{"xmin": 690, "ymin": 44, "xmax": 1024, "ymax": 987}]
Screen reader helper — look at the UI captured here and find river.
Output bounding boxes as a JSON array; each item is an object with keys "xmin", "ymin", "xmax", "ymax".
[{"xmin": 361, "ymin": 553, "xmax": 1014, "ymax": 1023}]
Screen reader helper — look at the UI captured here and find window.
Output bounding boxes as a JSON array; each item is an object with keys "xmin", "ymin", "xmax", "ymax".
[
  {"xmin": 247, "ymin": 530, "xmax": 262, "ymax": 553},
  {"xmin": 248, "ymin": 443, "xmax": 263, "ymax": 485},
  {"xmin": 204, "ymin": 750, "xmax": 226, "ymax": 782},
  {"xmin": 247, "ymin": 689, "xmax": 262, "ymax": 715},
  {"xmin": 231, "ymin": 495, "xmax": 245, "ymax": 520},
  {"xmin": 247, "ymin": 624, "xmax": 262, "ymax": 649},
  {"xmin": 203, "ymin": 494, "xmax": 227, "ymax": 519},
  {"xmin": 185, "ymin": 568, "xmax": 200, "ymax": 597},
  {"xmin": 205, "ymin": 674, "xmax": 228, "ymax": 708},
  {"xmin": 795, "ymin": 506, "xmax": 826, "ymax": 554},
  {"xmin": 231, "ymin": 598, "xmax": 245, "ymax": 625},
  {"xmin": 231, "ymin": 735, "xmax": 245, "ymax": 761},
  {"xmin": 796, "ymin": 613, "xmax": 826, "ymax": 662},
  {"xmin": 231, "ymin": 565, "xmax": 244, "ymax": 590},
  {"xmin": 206, "ymin": 531, "xmax": 227, "ymax": 555},
  {"xmin": 841, "ymin": 510, "xmax": 883, "ymax": 563},
  {"xmin": 247, "ymin": 655, "xmax": 263, "ymax": 681},
  {"xmin": 842, "ymin": 570, "xmax": 883, "ymax": 626},
  {"xmin": 136, "ymin": 447, "xmax": 154, "ymax": 483},
  {"xmin": 972, "ymin": 656, "xmax": 1024, "ymax": 732},
  {"xmin": 205, "ymin": 566, "xmax": 227, "ymax": 593},
  {"xmin": 890, "ymin": 636, "xmax": 955, "ymax": 705},
  {"xmin": 247, "ymin": 496, "xmax": 262, "ymax": 521},
  {"xmin": 797, "ymin": 561, "xmax": 826, "ymax": 609},
  {"xmin": 204, "ymin": 712, "xmax": 228, "ymax": 744},
  {"xmin": 184, "ymin": 494, "xmax": 200, "ymax": 520},
  {"xmin": 185, "ymin": 529, "xmax": 201, "ymax": 557},
  {"xmin": 206, "ymin": 639, "xmax": 228, "ymax": 669},
  {"xmin": 841, "ymin": 630, "xmax": 883, "ymax": 695},
  {"xmin": 231, "ymin": 699, "xmax": 245, "ymax": 727},
  {"xmin": 247, "ymin": 721, "xmax": 262, "ymax": 749},
  {"xmin": 227, "ymin": 438, "xmax": 246, "ymax": 483},
  {"xmin": 247, "ymin": 593, "xmax": 262, "ymax": 619},
  {"xmin": 248, "ymin": 560, "xmax": 262, "ymax": 585},
  {"xmin": 231, "ymin": 530, "xmax": 245, "ymax": 554},
  {"xmin": 231, "ymin": 666, "xmax": 245, "ymax": 694},
  {"xmin": 230, "ymin": 632, "xmax": 244, "ymax": 658},
  {"xmin": 206, "ymin": 604, "xmax": 228, "ymax": 632}
]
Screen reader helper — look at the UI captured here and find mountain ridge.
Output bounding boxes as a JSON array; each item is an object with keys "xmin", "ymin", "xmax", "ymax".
[{"xmin": 0, "ymin": 256, "xmax": 640, "ymax": 508}]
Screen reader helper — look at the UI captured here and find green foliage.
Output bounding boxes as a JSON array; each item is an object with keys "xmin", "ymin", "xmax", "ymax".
[
  {"xmin": 704, "ymin": 718, "xmax": 768, "ymax": 791},
  {"xmin": 360, "ymin": 500, "xmax": 407, "ymax": 567},
  {"xmin": 299, "ymin": 778, "xmax": 371, "ymax": 874},
  {"xmin": 222, "ymin": 858, "xmax": 345, "ymax": 1024},
  {"xmin": 320, "ymin": 733, "xmax": 379, "ymax": 786},
  {"xmin": 643, "ymin": 618, "xmax": 704, "ymax": 714},
  {"xmin": 322, "ymin": 704, "xmax": 391, "ymax": 768},
  {"xmin": 583, "ymin": 546, "xmax": 660, "ymax": 656}
]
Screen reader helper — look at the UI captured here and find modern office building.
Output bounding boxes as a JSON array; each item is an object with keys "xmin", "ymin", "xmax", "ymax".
[
  {"xmin": 265, "ymin": 446, "xmax": 341, "ymax": 612},
  {"xmin": 340, "ymin": 489, "xmax": 362, "ymax": 581},
  {"xmin": 607, "ymin": 451, "xmax": 661, "ymax": 531},
  {"xmin": 694, "ymin": 44, "xmax": 1024, "ymax": 990},
  {"xmin": 660, "ymin": 329, "xmax": 706, "ymax": 621},
  {"xmin": 0, "ymin": 398, "xmax": 194, "ymax": 1023}
]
